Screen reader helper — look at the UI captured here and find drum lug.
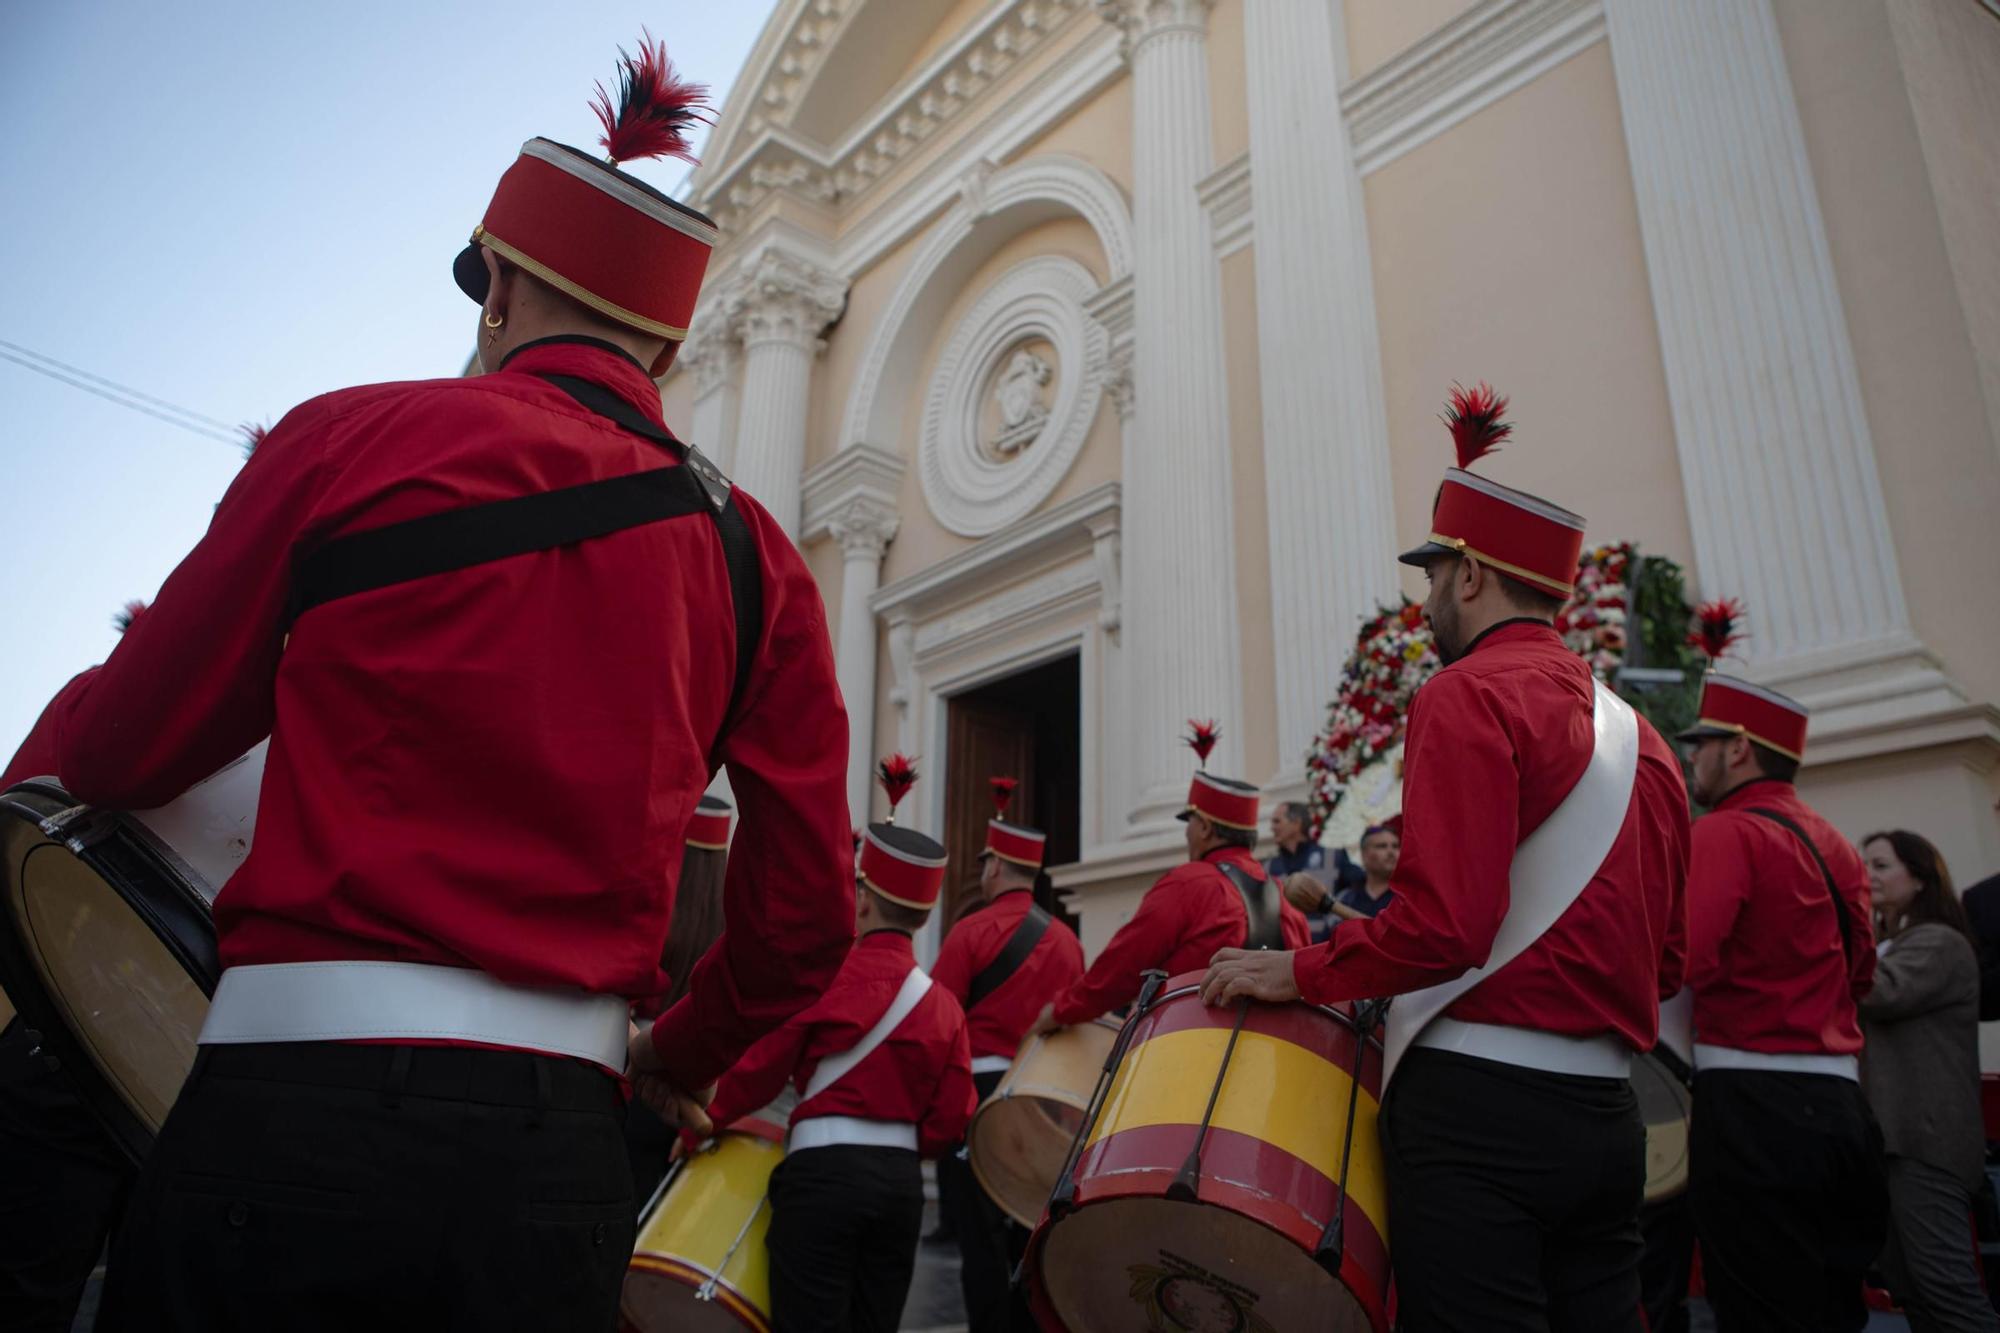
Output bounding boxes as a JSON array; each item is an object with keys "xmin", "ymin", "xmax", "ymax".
[{"xmin": 39, "ymin": 804, "xmax": 113, "ymax": 854}]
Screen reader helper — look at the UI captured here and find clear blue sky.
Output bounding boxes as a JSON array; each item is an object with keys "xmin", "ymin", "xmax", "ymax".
[{"xmin": 0, "ymin": 1, "xmax": 773, "ymax": 759}]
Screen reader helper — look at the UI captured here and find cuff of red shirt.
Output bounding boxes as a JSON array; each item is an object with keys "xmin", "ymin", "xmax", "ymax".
[
  {"xmin": 1291, "ymin": 941, "xmax": 1335, "ymax": 1007},
  {"xmin": 1051, "ymin": 990, "xmax": 1095, "ymax": 1028}
]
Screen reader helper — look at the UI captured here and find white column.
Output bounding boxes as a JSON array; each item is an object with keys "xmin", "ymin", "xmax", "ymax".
[
  {"xmin": 719, "ymin": 251, "xmax": 846, "ymax": 535},
  {"xmin": 1602, "ymin": 0, "xmax": 1958, "ymax": 731},
  {"xmin": 1100, "ymin": 0, "xmax": 1242, "ymax": 828},
  {"xmin": 828, "ymin": 500, "xmax": 899, "ymax": 826},
  {"xmin": 1243, "ymin": 0, "xmax": 1399, "ymax": 792},
  {"xmin": 680, "ymin": 328, "xmax": 741, "ymax": 474}
]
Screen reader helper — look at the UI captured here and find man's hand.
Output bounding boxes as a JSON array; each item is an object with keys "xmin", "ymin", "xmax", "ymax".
[
  {"xmin": 627, "ymin": 1021, "xmax": 716, "ymax": 1137},
  {"xmin": 1028, "ymin": 1001, "xmax": 1062, "ymax": 1038},
  {"xmin": 1200, "ymin": 948, "xmax": 1302, "ymax": 1007}
]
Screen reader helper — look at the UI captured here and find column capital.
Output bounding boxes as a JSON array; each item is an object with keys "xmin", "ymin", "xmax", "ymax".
[
  {"xmin": 1097, "ymin": 0, "xmax": 1213, "ymax": 55},
  {"xmin": 829, "ymin": 498, "xmax": 900, "ymax": 561},
  {"xmin": 678, "ymin": 326, "xmax": 738, "ymax": 397},
  {"xmin": 714, "ymin": 249, "xmax": 848, "ymax": 352}
]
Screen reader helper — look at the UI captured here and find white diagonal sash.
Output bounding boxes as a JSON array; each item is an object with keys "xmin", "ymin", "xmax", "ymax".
[
  {"xmin": 1382, "ymin": 680, "xmax": 1641, "ymax": 1085},
  {"xmin": 803, "ymin": 965, "xmax": 932, "ymax": 1102}
]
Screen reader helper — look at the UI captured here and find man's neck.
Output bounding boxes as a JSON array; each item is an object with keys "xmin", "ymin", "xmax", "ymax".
[
  {"xmin": 1365, "ymin": 874, "xmax": 1392, "ymax": 899},
  {"xmin": 1279, "ymin": 836, "xmax": 1305, "ymax": 855}
]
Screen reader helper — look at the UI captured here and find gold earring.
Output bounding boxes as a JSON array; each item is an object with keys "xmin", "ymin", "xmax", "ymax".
[{"xmin": 483, "ymin": 311, "xmax": 504, "ymax": 329}]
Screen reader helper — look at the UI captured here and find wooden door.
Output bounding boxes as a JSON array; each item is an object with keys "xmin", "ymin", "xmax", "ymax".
[{"xmin": 943, "ymin": 702, "xmax": 1035, "ymax": 927}]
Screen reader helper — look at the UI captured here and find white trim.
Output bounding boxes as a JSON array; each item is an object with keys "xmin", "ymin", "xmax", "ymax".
[
  {"xmin": 520, "ymin": 140, "xmax": 719, "ymax": 246},
  {"xmin": 801, "ymin": 444, "xmax": 907, "ymax": 543},
  {"xmin": 787, "ymin": 1115, "xmax": 919, "ymax": 1153},
  {"xmin": 971, "ymin": 1054, "xmax": 1013, "ymax": 1076},
  {"xmin": 804, "ymin": 966, "xmax": 934, "ymax": 1100},
  {"xmin": 1443, "ymin": 467, "xmax": 1586, "ymax": 529},
  {"xmin": 1196, "ymin": 152, "xmax": 1253, "ymax": 258},
  {"xmin": 1343, "ymin": 0, "xmax": 1606, "ymax": 178},
  {"xmin": 1693, "ymin": 1043, "xmax": 1860, "ymax": 1083},
  {"xmin": 872, "ymin": 482, "xmax": 1120, "ymax": 620},
  {"xmin": 1416, "ymin": 1019, "xmax": 1632, "ymax": 1079},
  {"xmin": 1701, "ymin": 673, "xmax": 1809, "ymax": 720}
]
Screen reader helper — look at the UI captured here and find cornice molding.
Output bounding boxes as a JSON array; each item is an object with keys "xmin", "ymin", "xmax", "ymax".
[
  {"xmin": 873, "ymin": 481, "xmax": 1121, "ymax": 621},
  {"xmin": 801, "ymin": 442, "xmax": 907, "ymax": 543},
  {"xmin": 1196, "ymin": 152, "xmax": 1252, "ymax": 258}
]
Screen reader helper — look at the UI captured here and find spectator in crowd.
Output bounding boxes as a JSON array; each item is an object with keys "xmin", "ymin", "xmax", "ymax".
[
  {"xmin": 1280, "ymin": 819, "xmax": 1400, "ymax": 944},
  {"xmin": 1859, "ymin": 829, "xmax": 1997, "ymax": 1333},
  {"xmin": 1953, "ymin": 795, "xmax": 2000, "ymax": 1020}
]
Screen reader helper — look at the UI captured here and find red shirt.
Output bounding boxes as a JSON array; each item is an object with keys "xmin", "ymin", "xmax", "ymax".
[
  {"xmin": 1293, "ymin": 621, "xmax": 1690, "ymax": 1051},
  {"xmin": 1052, "ymin": 847, "xmax": 1310, "ymax": 1026},
  {"xmin": 704, "ymin": 929, "xmax": 976, "ymax": 1159},
  {"xmin": 933, "ymin": 889, "xmax": 1086, "ymax": 1062},
  {"xmin": 1686, "ymin": 778, "xmax": 1875, "ymax": 1055},
  {"xmin": 15, "ymin": 340, "xmax": 854, "ymax": 1093}
]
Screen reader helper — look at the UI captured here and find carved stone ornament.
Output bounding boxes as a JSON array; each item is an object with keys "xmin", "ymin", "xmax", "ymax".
[
  {"xmin": 988, "ymin": 348, "xmax": 1054, "ymax": 455},
  {"xmin": 713, "ymin": 250, "xmax": 848, "ymax": 352}
]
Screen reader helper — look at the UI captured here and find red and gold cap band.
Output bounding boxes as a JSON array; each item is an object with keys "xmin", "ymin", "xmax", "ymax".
[
  {"xmin": 1179, "ymin": 771, "xmax": 1261, "ymax": 831},
  {"xmin": 1400, "ymin": 468, "xmax": 1586, "ymax": 598},
  {"xmin": 980, "ymin": 820, "xmax": 1046, "ymax": 870},
  {"xmin": 859, "ymin": 824, "xmax": 949, "ymax": 911},
  {"xmin": 1676, "ymin": 673, "xmax": 1809, "ymax": 761},
  {"xmin": 685, "ymin": 795, "xmax": 732, "ymax": 850}
]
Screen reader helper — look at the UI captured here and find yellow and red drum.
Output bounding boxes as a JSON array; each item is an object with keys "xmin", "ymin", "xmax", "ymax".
[
  {"xmin": 1023, "ymin": 975, "xmax": 1391, "ymax": 1333},
  {"xmin": 967, "ymin": 1017, "xmax": 1119, "ymax": 1227},
  {"xmin": 622, "ymin": 1118, "xmax": 784, "ymax": 1333}
]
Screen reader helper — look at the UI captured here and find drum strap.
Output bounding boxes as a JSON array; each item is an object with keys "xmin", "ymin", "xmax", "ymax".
[
  {"xmin": 1216, "ymin": 861, "xmax": 1283, "ymax": 951},
  {"xmin": 1744, "ymin": 807, "xmax": 1856, "ymax": 975},
  {"xmin": 802, "ymin": 966, "xmax": 933, "ymax": 1103},
  {"xmin": 286, "ymin": 374, "xmax": 765, "ymax": 733},
  {"xmin": 967, "ymin": 903, "xmax": 1053, "ymax": 1011}
]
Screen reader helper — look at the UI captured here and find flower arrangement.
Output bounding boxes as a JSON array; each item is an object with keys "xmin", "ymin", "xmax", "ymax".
[
  {"xmin": 1304, "ymin": 600, "xmax": 1439, "ymax": 838},
  {"xmin": 1555, "ymin": 543, "xmax": 1634, "ymax": 681}
]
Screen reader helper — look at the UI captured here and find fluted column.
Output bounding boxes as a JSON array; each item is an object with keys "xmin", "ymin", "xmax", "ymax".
[
  {"xmin": 718, "ymin": 251, "xmax": 846, "ymax": 535},
  {"xmin": 1243, "ymin": 0, "xmax": 1399, "ymax": 791},
  {"xmin": 1099, "ymin": 0, "xmax": 1241, "ymax": 828},
  {"xmin": 1603, "ymin": 0, "xmax": 1955, "ymax": 730},
  {"xmin": 679, "ymin": 326, "xmax": 741, "ymax": 473},
  {"xmin": 829, "ymin": 500, "xmax": 899, "ymax": 825}
]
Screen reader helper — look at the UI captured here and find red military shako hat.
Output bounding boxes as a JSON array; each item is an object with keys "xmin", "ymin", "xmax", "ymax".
[
  {"xmin": 857, "ymin": 752, "xmax": 947, "ymax": 910},
  {"xmin": 1397, "ymin": 384, "xmax": 1587, "ymax": 599},
  {"xmin": 979, "ymin": 777, "xmax": 1046, "ymax": 871},
  {"xmin": 1676, "ymin": 673, "xmax": 1810, "ymax": 762},
  {"xmin": 454, "ymin": 33, "xmax": 718, "ymax": 378},
  {"xmin": 684, "ymin": 794, "xmax": 732, "ymax": 850},
  {"xmin": 1178, "ymin": 772, "xmax": 1261, "ymax": 832}
]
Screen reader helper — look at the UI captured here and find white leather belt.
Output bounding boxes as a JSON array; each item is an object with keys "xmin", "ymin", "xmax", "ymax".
[
  {"xmin": 1415, "ymin": 1018, "xmax": 1633, "ymax": 1079},
  {"xmin": 1694, "ymin": 1042, "xmax": 1859, "ymax": 1082},
  {"xmin": 787, "ymin": 1115, "xmax": 918, "ymax": 1154},
  {"xmin": 971, "ymin": 1055, "xmax": 1013, "ymax": 1076},
  {"xmin": 198, "ymin": 962, "xmax": 631, "ymax": 1073}
]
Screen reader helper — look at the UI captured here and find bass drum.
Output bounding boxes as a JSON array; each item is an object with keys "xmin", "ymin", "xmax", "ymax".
[
  {"xmin": 623, "ymin": 1119, "xmax": 785, "ymax": 1333},
  {"xmin": 1633, "ymin": 1051, "xmax": 1692, "ymax": 1202},
  {"xmin": 0, "ymin": 743, "xmax": 265, "ymax": 1162},
  {"xmin": 967, "ymin": 1017, "xmax": 1119, "ymax": 1226}
]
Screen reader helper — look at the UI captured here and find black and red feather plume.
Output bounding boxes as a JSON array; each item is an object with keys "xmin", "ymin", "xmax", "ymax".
[
  {"xmin": 1441, "ymin": 382, "xmax": 1512, "ymax": 469},
  {"xmin": 239, "ymin": 421, "xmax": 270, "ymax": 459},
  {"xmin": 113, "ymin": 599, "xmax": 149, "ymax": 634},
  {"xmin": 591, "ymin": 31, "xmax": 712, "ymax": 167},
  {"xmin": 989, "ymin": 776, "xmax": 1018, "ymax": 817},
  {"xmin": 877, "ymin": 753, "xmax": 919, "ymax": 823},
  {"xmin": 1183, "ymin": 719, "xmax": 1221, "ymax": 768},
  {"xmin": 1688, "ymin": 598, "xmax": 1747, "ymax": 662}
]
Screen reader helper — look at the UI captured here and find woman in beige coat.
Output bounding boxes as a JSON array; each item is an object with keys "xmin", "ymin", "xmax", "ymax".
[{"xmin": 1860, "ymin": 829, "xmax": 1996, "ymax": 1333}]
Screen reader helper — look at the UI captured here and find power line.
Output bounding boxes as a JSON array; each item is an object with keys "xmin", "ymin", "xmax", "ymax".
[{"xmin": 0, "ymin": 339, "xmax": 242, "ymax": 446}]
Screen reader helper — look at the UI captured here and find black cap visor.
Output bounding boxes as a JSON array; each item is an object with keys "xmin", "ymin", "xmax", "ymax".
[
  {"xmin": 1674, "ymin": 721, "xmax": 1739, "ymax": 747},
  {"xmin": 453, "ymin": 242, "xmax": 489, "ymax": 306},
  {"xmin": 1398, "ymin": 539, "xmax": 1458, "ymax": 569}
]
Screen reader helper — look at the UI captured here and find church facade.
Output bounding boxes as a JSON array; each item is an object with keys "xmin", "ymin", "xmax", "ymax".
[{"xmin": 662, "ymin": 0, "xmax": 2000, "ymax": 951}]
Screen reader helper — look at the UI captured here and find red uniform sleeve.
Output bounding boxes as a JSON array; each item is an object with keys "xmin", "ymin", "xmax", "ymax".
[
  {"xmin": 702, "ymin": 1008, "xmax": 814, "ymax": 1135},
  {"xmin": 45, "ymin": 410, "xmax": 334, "ymax": 809},
  {"xmin": 931, "ymin": 919, "xmax": 979, "ymax": 1006},
  {"xmin": 1684, "ymin": 818, "xmax": 1753, "ymax": 997},
  {"xmin": 918, "ymin": 1005, "xmax": 977, "ymax": 1160},
  {"xmin": 651, "ymin": 492, "xmax": 857, "ymax": 1092},
  {"xmin": 1656, "ymin": 781, "xmax": 1691, "ymax": 1001},
  {"xmin": 1052, "ymin": 876, "xmax": 1186, "ymax": 1025},
  {"xmin": 1293, "ymin": 673, "xmax": 1520, "ymax": 1005},
  {"xmin": 1, "ymin": 669, "xmax": 95, "ymax": 789}
]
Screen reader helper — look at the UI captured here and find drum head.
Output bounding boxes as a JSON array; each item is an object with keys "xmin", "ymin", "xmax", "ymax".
[
  {"xmin": 1633, "ymin": 1052, "xmax": 1692, "ymax": 1202},
  {"xmin": 0, "ymin": 783, "xmax": 222, "ymax": 1162},
  {"xmin": 969, "ymin": 1091, "xmax": 1088, "ymax": 1227},
  {"xmin": 1040, "ymin": 1197, "xmax": 1370, "ymax": 1332}
]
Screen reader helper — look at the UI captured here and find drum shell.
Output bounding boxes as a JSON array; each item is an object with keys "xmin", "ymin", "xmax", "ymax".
[
  {"xmin": 966, "ymin": 1017, "xmax": 1118, "ymax": 1227},
  {"xmin": 623, "ymin": 1123, "xmax": 783, "ymax": 1333},
  {"xmin": 1024, "ymin": 976, "xmax": 1391, "ymax": 1333},
  {"xmin": 1633, "ymin": 1051, "xmax": 1691, "ymax": 1202}
]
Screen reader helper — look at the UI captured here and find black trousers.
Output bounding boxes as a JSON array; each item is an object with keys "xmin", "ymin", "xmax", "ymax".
[
  {"xmin": 1639, "ymin": 1192, "xmax": 1696, "ymax": 1333},
  {"xmin": 1689, "ymin": 1068, "xmax": 1888, "ymax": 1333},
  {"xmin": 0, "ymin": 1018, "xmax": 135, "ymax": 1331},
  {"xmin": 96, "ymin": 1041, "xmax": 634, "ymax": 1333},
  {"xmin": 766, "ymin": 1143, "xmax": 924, "ymax": 1333},
  {"xmin": 945, "ymin": 1069, "xmax": 1034, "ymax": 1333},
  {"xmin": 1382, "ymin": 1048, "xmax": 1646, "ymax": 1333}
]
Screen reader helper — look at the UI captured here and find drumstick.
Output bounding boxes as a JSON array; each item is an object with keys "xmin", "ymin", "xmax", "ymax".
[
  {"xmin": 1314, "ymin": 996, "xmax": 1388, "ymax": 1274},
  {"xmin": 1011, "ymin": 968, "xmax": 1169, "ymax": 1291},
  {"xmin": 1165, "ymin": 996, "xmax": 1251, "ymax": 1202}
]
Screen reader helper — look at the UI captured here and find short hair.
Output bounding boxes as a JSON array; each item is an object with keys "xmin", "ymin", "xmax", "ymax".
[
  {"xmin": 1211, "ymin": 821, "xmax": 1257, "ymax": 850},
  {"xmin": 1277, "ymin": 801, "xmax": 1311, "ymax": 825},
  {"xmin": 989, "ymin": 854, "xmax": 1036, "ymax": 887},
  {"xmin": 1496, "ymin": 572, "xmax": 1569, "ymax": 618},
  {"xmin": 863, "ymin": 884, "xmax": 932, "ymax": 932},
  {"xmin": 1750, "ymin": 742, "xmax": 1800, "ymax": 784},
  {"xmin": 1361, "ymin": 824, "xmax": 1399, "ymax": 849}
]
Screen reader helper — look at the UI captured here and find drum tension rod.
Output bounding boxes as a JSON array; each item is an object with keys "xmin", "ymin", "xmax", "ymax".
[
  {"xmin": 1012, "ymin": 969, "xmax": 1170, "ymax": 1293},
  {"xmin": 1166, "ymin": 995, "xmax": 1251, "ymax": 1203},
  {"xmin": 1314, "ymin": 996, "xmax": 1389, "ymax": 1276}
]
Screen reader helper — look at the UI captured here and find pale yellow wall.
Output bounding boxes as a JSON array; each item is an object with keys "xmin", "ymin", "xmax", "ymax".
[
  {"xmin": 1219, "ymin": 244, "xmax": 1279, "ymax": 785},
  {"xmin": 806, "ymin": 535, "xmax": 848, "ymax": 665},
  {"xmin": 903, "ymin": 0, "xmax": 999, "ymax": 75},
  {"xmin": 1773, "ymin": 0, "xmax": 2000, "ymax": 709},
  {"xmin": 658, "ymin": 362, "xmax": 694, "ymax": 430},
  {"xmin": 808, "ymin": 234, "xmax": 923, "ymax": 471},
  {"xmin": 1800, "ymin": 743, "xmax": 2000, "ymax": 899},
  {"xmin": 1362, "ymin": 42, "xmax": 1694, "ymax": 604},
  {"xmin": 1342, "ymin": 0, "xmax": 1480, "ymax": 82},
  {"xmin": 873, "ymin": 214, "xmax": 1116, "ymax": 587},
  {"xmin": 1208, "ymin": 0, "xmax": 1251, "ymax": 169},
  {"xmin": 1010, "ymin": 62, "xmax": 1135, "ymax": 194}
]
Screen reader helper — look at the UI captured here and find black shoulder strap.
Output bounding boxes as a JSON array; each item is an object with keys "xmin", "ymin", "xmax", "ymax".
[
  {"xmin": 1746, "ymin": 807, "xmax": 1856, "ymax": 973},
  {"xmin": 966, "ymin": 903, "xmax": 1054, "ymax": 1011},
  {"xmin": 286, "ymin": 373, "xmax": 765, "ymax": 729},
  {"xmin": 1217, "ymin": 861, "xmax": 1283, "ymax": 951}
]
